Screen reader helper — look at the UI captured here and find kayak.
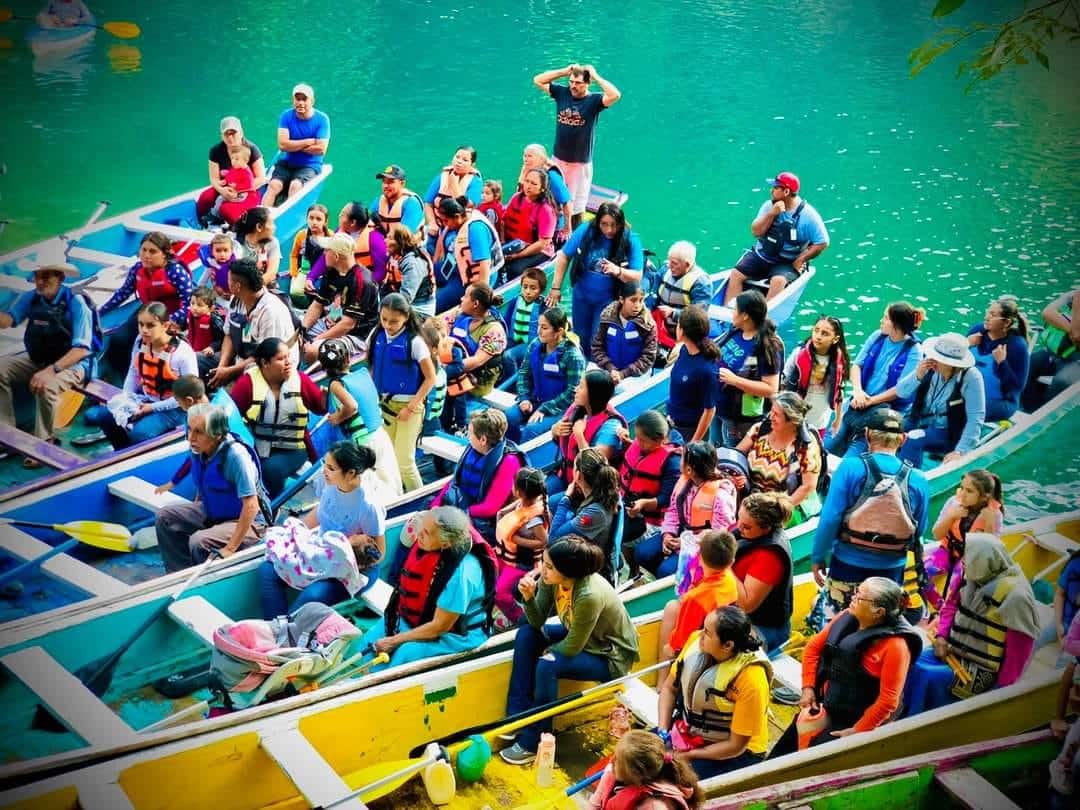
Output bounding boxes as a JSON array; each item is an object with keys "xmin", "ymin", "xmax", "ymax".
[
  {"xmin": 25, "ymin": 17, "xmax": 95, "ymax": 57},
  {"xmin": 0, "ymin": 511, "xmax": 1071, "ymax": 801},
  {"xmin": 0, "ymin": 166, "xmax": 333, "ymax": 496}
]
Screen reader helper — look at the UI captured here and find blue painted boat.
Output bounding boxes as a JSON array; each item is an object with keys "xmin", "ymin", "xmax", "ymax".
[
  {"xmin": 25, "ymin": 16, "xmax": 95, "ymax": 57},
  {"xmin": 0, "ymin": 167, "xmax": 333, "ymax": 498}
]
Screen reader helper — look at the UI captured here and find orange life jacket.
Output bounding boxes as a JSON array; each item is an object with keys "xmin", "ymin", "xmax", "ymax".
[
  {"xmin": 135, "ymin": 337, "xmax": 181, "ymax": 399},
  {"xmin": 673, "ymin": 476, "xmax": 723, "ymax": 533}
]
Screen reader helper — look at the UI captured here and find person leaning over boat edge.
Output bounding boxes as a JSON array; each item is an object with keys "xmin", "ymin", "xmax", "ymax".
[
  {"xmin": 723, "ymin": 171, "xmax": 829, "ymax": 305},
  {"xmin": 155, "ymin": 403, "xmax": 272, "ymax": 573},
  {"xmin": 262, "ymin": 83, "xmax": 330, "ymax": 207},
  {"xmin": 811, "ymin": 407, "xmax": 929, "ymax": 617},
  {"xmin": 0, "ymin": 259, "xmax": 99, "ymax": 461}
]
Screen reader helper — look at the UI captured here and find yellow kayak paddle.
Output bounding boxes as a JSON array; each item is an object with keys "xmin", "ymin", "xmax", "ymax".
[
  {"xmin": 0, "ymin": 9, "xmax": 141, "ymax": 39},
  {"xmin": 53, "ymin": 388, "xmax": 86, "ymax": 430},
  {"xmin": 0, "ymin": 518, "xmax": 132, "ymax": 590}
]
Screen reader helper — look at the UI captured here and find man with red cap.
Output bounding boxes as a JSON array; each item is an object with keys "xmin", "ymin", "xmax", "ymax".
[{"xmin": 724, "ymin": 171, "xmax": 830, "ymax": 304}]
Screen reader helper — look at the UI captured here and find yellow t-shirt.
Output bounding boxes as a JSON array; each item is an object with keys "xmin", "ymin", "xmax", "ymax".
[{"xmin": 671, "ymin": 633, "xmax": 771, "ymax": 755}]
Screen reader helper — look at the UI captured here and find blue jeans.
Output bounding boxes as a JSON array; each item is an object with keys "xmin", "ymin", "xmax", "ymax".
[
  {"xmin": 690, "ymin": 750, "xmax": 765, "ymax": 779},
  {"xmin": 634, "ymin": 531, "xmax": 679, "ymax": 578},
  {"xmin": 572, "ymin": 297, "xmax": 606, "ymax": 362},
  {"xmin": 504, "ymin": 404, "xmax": 558, "ymax": 443},
  {"xmin": 506, "ymin": 622, "xmax": 611, "ymax": 751},
  {"xmin": 897, "ymin": 425, "xmax": 952, "ymax": 469},
  {"xmin": 436, "ymin": 275, "xmax": 466, "ymax": 314},
  {"xmin": 260, "ymin": 447, "xmax": 308, "ymax": 498},
  {"xmin": 753, "ymin": 621, "xmax": 791, "ymax": 655},
  {"xmin": 84, "ymin": 403, "xmax": 185, "ymax": 449},
  {"xmin": 257, "ymin": 559, "xmax": 350, "ymax": 620},
  {"xmin": 711, "ymin": 417, "xmax": 754, "ymax": 449}
]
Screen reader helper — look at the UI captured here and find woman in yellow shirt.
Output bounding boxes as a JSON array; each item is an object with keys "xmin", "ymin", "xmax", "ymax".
[{"xmin": 657, "ymin": 605, "xmax": 772, "ymax": 778}]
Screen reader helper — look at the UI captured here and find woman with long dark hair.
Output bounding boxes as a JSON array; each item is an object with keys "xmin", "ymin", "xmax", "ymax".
[{"xmin": 545, "ymin": 202, "xmax": 644, "ymax": 360}]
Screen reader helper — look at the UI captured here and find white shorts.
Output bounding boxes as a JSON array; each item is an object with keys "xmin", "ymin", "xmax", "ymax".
[{"xmin": 552, "ymin": 158, "xmax": 594, "ymax": 215}]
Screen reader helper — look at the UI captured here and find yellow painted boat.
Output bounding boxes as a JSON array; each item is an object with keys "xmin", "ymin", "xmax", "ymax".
[{"xmin": 1, "ymin": 511, "xmax": 1075, "ymax": 810}]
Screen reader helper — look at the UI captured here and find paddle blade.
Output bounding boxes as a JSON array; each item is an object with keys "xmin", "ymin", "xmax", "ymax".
[
  {"xmin": 102, "ymin": 21, "xmax": 140, "ymax": 38},
  {"xmin": 0, "ymin": 9, "xmax": 12, "ymax": 23},
  {"xmin": 53, "ymin": 389, "xmax": 85, "ymax": 429},
  {"xmin": 60, "ymin": 521, "xmax": 132, "ymax": 551}
]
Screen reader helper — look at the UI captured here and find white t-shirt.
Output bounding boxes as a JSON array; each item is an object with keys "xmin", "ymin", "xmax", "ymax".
[
  {"xmin": 804, "ymin": 351, "xmax": 832, "ymax": 430},
  {"xmin": 231, "ymin": 290, "xmax": 300, "ymax": 366}
]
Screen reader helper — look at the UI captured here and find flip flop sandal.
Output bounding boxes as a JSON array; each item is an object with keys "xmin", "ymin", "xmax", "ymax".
[
  {"xmin": 71, "ymin": 430, "xmax": 107, "ymax": 447},
  {"xmin": 22, "ymin": 457, "xmax": 42, "ymax": 469}
]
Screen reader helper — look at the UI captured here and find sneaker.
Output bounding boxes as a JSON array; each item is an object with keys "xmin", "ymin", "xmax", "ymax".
[
  {"xmin": 770, "ymin": 684, "xmax": 801, "ymax": 705},
  {"xmin": 499, "ymin": 742, "xmax": 536, "ymax": 765},
  {"xmin": 71, "ymin": 430, "xmax": 107, "ymax": 447}
]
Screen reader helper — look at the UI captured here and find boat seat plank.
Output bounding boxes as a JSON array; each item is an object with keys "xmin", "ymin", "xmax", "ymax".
[
  {"xmin": 77, "ymin": 379, "xmax": 123, "ymax": 402},
  {"xmin": 0, "ymin": 425, "xmax": 82, "ymax": 469},
  {"xmin": 0, "ymin": 647, "xmax": 136, "ymax": 746},
  {"xmin": 108, "ymin": 475, "xmax": 191, "ymax": 511},
  {"xmin": 586, "ymin": 185, "xmax": 628, "ymax": 213},
  {"xmin": 0, "ymin": 274, "xmax": 32, "ymax": 293},
  {"xmin": 168, "ymin": 596, "xmax": 231, "ymax": 647},
  {"xmin": 481, "ymin": 388, "xmax": 517, "ymax": 410},
  {"xmin": 934, "ymin": 767, "xmax": 1020, "ymax": 810},
  {"xmin": 618, "ymin": 677, "xmax": 660, "ymax": 728},
  {"xmin": 418, "ymin": 435, "xmax": 466, "ymax": 462},
  {"xmin": 361, "ymin": 578, "xmax": 393, "ymax": 615},
  {"xmin": 771, "ymin": 653, "xmax": 803, "ymax": 690},
  {"xmin": 1030, "ymin": 531, "xmax": 1080, "ymax": 556},
  {"xmin": 260, "ymin": 728, "xmax": 365, "ymax": 809},
  {"xmin": 0, "ymin": 527, "xmax": 128, "ymax": 598},
  {"xmin": 73, "ymin": 778, "xmax": 136, "ymax": 810}
]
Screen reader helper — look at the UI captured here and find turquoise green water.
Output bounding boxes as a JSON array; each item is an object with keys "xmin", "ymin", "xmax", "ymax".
[{"xmin": 1, "ymin": 0, "xmax": 1078, "ymax": 491}]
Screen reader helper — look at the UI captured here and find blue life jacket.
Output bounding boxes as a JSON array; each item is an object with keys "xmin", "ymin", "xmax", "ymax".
[
  {"xmin": 448, "ymin": 438, "xmax": 527, "ymax": 510},
  {"xmin": 528, "ymin": 341, "xmax": 566, "ymax": 403},
  {"xmin": 604, "ymin": 317, "xmax": 644, "ymax": 371},
  {"xmin": 859, "ymin": 333, "xmax": 919, "ymax": 408},
  {"xmin": 451, "ymin": 313, "xmax": 480, "ymax": 355},
  {"xmin": 329, "ymin": 369, "xmax": 382, "ymax": 442},
  {"xmin": 191, "ymin": 434, "xmax": 271, "ymax": 524},
  {"xmin": 24, "ymin": 286, "xmax": 103, "ymax": 369},
  {"xmin": 372, "ymin": 328, "xmax": 422, "ymax": 397}
]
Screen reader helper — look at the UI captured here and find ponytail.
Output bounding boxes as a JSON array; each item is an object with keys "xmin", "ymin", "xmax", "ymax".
[
  {"xmin": 611, "ymin": 731, "xmax": 704, "ymax": 807},
  {"xmin": 679, "ymin": 305, "xmax": 720, "ymax": 360}
]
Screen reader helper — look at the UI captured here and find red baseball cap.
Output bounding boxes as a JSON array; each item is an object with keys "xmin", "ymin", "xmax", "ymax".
[{"xmin": 767, "ymin": 172, "xmax": 800, "ymax": 193}]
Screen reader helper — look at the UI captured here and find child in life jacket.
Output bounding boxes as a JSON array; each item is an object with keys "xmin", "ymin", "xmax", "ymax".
[
  {"xmin": 208, "ymin": 144, "xmax": 259, "ymax": 224},
  {"xmin": 589, "ymin": 730, "xmax": 703, "ymax": 810},
  {"xmin": 923, "ymin": 469, "xmax": 1004, "ymax": 609},
  {"xmin": 426, "ymin": 314, "xmax": 469, "ymax": 433},
  {"xmin": 204, "ymin": 232, "xmax": 238, "ymax": 303},
  {"xmin": 478, "ymin": 179, "xmax": 505, "ymax": 237},
  {"xmin": 187, "ymin": 286, "xmax": 226, "ymax": 382},
  {"xmin": 493, "ymin": 468, "xmax": 550, "ymax": 628},
  {"xmin": 656, "ymin": 530, "xmax": 739, "ymax": 693},
  {"xmin": 503, "ymin": 265, "xmax": 548, "ymax": 376},
  {"xmin": 289, "ymin": 203, "xmax": 330, "ymax": 308}
]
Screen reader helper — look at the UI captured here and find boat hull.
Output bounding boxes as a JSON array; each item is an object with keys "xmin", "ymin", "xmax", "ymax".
[{"xmin": 26, "ymin": 20, "xmax": 95, "ymax": 57}]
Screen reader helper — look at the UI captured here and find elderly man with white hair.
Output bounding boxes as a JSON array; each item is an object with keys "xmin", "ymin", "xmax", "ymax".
[
  {"xmin": 155, "ymin": 404, "xmax": 271, "ymax": 572},
  {"xmin": 300, "ymin": 231, "xmax": 379, "ymax": 364},
  {"xmin": 0, "ymin": 258, "xmax": 98, "ymax": 461},
  {"xmin": 652, "ymin": 240, "xmax": 712, "ymax": 354}
]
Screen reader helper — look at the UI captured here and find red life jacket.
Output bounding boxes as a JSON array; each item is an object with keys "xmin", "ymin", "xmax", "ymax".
[
  {"xmin": 187, "ymin": 310, "xmax": 215, "ymax": 352},
  {"xmin": 500, "ymin": 192, "xmax": 541, "ymax": 244},
  {"xmin": 620, "ymin": 441, "xmax": 680, "ymax": 525},
  {"xmin": 134, "ymin": 262, "xmax": 183, "ymax": 314},
  {"xmin": 593, "ymin": 771, "xmax": 692, "ymax": 810},
  {"xmin": 792, "ymin": 342, "xmax": 846, "ymax": 410},
  {"xmin": 556, "ymin": 403, "xmax": 628, "ymax": 482},
  {"xmin": 386, "ymin": 530, "xmax": 498, "ymax": 636},
  {"xmin": 135, "ymin": 337, "xmax": 181, "ymax": 398}
]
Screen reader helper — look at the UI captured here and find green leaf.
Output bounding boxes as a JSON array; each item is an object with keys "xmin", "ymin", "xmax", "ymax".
[
  {"xmin": 1035, "ymin": 50, "xmax": 1050, "ymax": 69},
  {"xmin": 932, "ymin": 0, "xmax": 967, "ymax": 18},
  {"xmin": 1014, "ymin": 52, "xmax": 1028, "ymax": 65}
]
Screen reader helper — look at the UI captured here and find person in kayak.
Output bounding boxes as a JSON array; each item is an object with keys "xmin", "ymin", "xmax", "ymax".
[{"xmin": 36, "ymin": 0, "xmax": 92, "ymax": 28}]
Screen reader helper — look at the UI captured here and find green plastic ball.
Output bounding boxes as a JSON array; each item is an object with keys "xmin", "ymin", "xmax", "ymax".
[{"xmin": 456, "ymin": 734, "xmax": 492, "ymax": 783}]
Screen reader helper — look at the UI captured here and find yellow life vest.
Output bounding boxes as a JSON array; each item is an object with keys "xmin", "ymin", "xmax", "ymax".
[
  {"xmin": 676, "ymin": 633, "xmax": 773, "ymax": 743},
  {"xmin": 246, "ymin": 367, "xmax": 308, "ymax": 456},
  {"xmin": 946, "ymin": 575, "xmax": 1016, "ymax": 698}
]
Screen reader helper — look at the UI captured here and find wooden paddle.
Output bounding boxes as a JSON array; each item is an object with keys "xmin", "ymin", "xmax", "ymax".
[
  {"xmin": 327, "ymin": 660, "xmax": 672, "ymax": 806},
  {"xmin": 0, "ymin": 9, "xmax": 141, "ymax": 38},
  {"xmin": 0, "ymin": 518, "xmax": 132, "ymax": 590},
  {"xmin": 53, "ymin": 388, "xmax": 86, "ymax": 429}
]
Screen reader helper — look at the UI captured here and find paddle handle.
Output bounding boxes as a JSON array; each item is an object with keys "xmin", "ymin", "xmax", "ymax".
[
  {"xmin": 319, "ymin": 749, "xmax": 443, "ymax": 810},
  {"xmin": 0, "ymin": 537, "xmax": 78, "ymax": 589}
]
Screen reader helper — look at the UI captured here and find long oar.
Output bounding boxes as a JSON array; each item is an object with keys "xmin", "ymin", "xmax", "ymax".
[
  {"xmin": 331, "ymin": 659, "xmax": 671, "ymax": 806},
  {"xmin": 0, "ymin": 518, "xmax": 132, "ymax": 590},
  {"xmin": 0, "ymin": 9, "xmax": 141, "ymax": 38},
  {"xmin": 512, "ymin": 770, "xmax": 604, "ymax": 810},
  {"xmin": 74, "ymin": 555, "xmax": 218, "ymax": 697}
]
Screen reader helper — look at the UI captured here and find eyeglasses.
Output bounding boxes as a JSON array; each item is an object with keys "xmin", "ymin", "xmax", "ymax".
[{"xmin": 850, "ymin": 594, "xmax": 877, "ymax": 606}]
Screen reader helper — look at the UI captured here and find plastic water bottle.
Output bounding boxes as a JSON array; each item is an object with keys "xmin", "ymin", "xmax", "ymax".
[
  {"xmin": 535, "ymin": 732, "xmax": 556, "ymax": 788},
  {"xmin": 421, "ymin": 743, "xmax": 456, "ymax": 805},
  {"xmin": 675, "ymin": 531, "xmax": 701, "ymax": 596}
]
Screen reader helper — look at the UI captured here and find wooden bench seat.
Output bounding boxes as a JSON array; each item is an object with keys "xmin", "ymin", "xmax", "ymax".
[
  {"xmin": 934, "ymin": 767, "xmax": 1019, "ymax": 810},
  {"xmin": 418, "ymin": 434, "xmax": 467, "ymax": 462},
  {"xmin": 260, "ymin": 728, "xmax": 363, "ymax": 810},
  {"xmin": 1, "ymin": 646, "xmax": 136, "ymax": 746},
  {"xmin": 108, "ymin": 475, "xmax": 191, "ymax": 512},
  {"xmin": 77, "ymin": 378, "xmax": 123, "ymax": 402},
  {"xmin": 480, "ymin": 388, "xmax": 517, "ymax": 409},
  {"xmin": 360, "ymin": 578, "xmax": 393, "ymax": 615},
  {"xmin": 168, "ymin": 595, "xmax": 231, "ymax": 648},
  {"xmin": 0, "ymin": 424, "xmax": 82, "ymax": 470}
]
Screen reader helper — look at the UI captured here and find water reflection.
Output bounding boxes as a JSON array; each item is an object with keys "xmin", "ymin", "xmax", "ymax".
[
  {"xmin": 107, "ymin": 44, "xmax": 140, "ymax": 74},
  {"xmin": 31, "ymin": 41, "xmax": 94, "ymax": 86}
]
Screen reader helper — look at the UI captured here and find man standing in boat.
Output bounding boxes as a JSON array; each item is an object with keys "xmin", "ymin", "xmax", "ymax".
[
  {"xmin": 532, "ymin": 63, "xmax": 621, "ymax": 228},
  {"xmin": 723, "ymin": 172, "xmax": 830, "ymax": 304},
  {"xmin": 262, "ymin": 83, "xmax": 330, "ymax": 207},
  {"xmin": 0, "ymin": 259, "xmax": 98, "ymax": 463}
]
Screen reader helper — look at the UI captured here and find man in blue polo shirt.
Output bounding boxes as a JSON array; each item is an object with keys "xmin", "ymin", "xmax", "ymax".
[
  {"xmin": 0, "ymin": 260, "xmax": 96, "ymax": 460},
  {"xmin": 262, "ymin": 82, "xmax": 331, "ymax": 207},
  {"xmin": 532, "ymin": 63, "xmax": 621, "ymax": 228}
]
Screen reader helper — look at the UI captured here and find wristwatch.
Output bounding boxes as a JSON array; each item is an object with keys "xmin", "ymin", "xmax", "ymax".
[{"xmin": 51, "ymin": 363, "xmax": 62, "ymax": 373}]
